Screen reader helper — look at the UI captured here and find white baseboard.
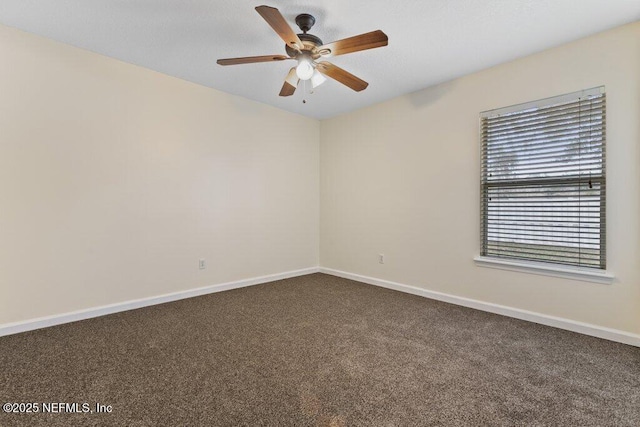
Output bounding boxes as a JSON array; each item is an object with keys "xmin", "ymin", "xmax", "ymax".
[
  {"xmin": 0, "ymin": 267, "xmax": 320, "ymax": 337},
  {"xmin": 320, "ymin": 267, "xmax": 640, "ymax": 348}
]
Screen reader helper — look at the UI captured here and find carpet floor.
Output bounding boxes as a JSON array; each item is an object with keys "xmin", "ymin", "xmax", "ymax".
[{"xmin": 1, "ymin": 273, "xmax": 639, "ymax": 426}]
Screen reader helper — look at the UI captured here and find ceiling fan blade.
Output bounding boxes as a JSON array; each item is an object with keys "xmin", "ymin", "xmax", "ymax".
[
  {"xmin": 317, "ymin": 30, "xmax": 388, "ymax": 57},
  {"xmin": 279, "ymin": 82, "xmax": 297, "ymax": 97},
  {"xmin": 315, "ymin": 61, "xmax": 369, "ymax": 92},
  {"xmin": 217, "ymin": 55, "xmax": 291, "ymax": 66},
  {"xmin": 280, "ymin": 68, "xmax": 298, "ymax": 96},
  {"xmin": 255, "ymin": 6, "xmax": 304, "ymax": 51}
]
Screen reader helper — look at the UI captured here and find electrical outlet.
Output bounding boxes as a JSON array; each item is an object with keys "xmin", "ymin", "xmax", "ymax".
[
  {"xmin": 199, "ymin": 258, "xmax": 206, "ymax": 270},
  {"xmin": 379, "ymin": 254, "xmax": 385, "ymax": 264}
]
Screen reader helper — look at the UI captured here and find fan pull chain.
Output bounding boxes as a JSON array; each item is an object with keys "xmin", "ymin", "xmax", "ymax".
[{"xmin": 302, "ymin": 79, "xmax": 307, "ymax": 104}]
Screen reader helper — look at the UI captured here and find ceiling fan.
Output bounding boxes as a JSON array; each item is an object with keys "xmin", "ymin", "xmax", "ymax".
[{"xmin": 217, "ymin": 5, "xmax": 388, "ymax": 97}]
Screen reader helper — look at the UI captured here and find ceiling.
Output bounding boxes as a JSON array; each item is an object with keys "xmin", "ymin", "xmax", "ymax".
[{"xmin": 1, "ymin": 1, "xmax": 638, "ymax": 119}]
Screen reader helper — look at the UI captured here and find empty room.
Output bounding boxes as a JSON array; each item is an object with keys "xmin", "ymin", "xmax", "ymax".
[{"xmin": 1, "ymin": 1, "xmax": 639, "ymax": 426}]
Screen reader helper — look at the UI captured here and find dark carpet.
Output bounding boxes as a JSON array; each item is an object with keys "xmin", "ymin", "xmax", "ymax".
[{"xmin": 1, "ymin": 273, "xmax": 639, "ymax": 426}]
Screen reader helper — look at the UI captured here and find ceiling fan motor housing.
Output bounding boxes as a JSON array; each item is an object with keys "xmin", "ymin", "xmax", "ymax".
[
  {"xmin": 285, "ymin": 33, "xmax": 323, "ymax": 57},
  {"xmin": 284, "ymin": 13, "xmax": 323, "ymax": 57}
]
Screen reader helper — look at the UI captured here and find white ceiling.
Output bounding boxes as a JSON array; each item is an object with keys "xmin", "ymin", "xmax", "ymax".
[{"xmin": 1, "ymin": 1, "xmax": 638, "ymax": 119}]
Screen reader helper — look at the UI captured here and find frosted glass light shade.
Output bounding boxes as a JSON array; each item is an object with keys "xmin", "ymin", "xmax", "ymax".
[
  {"xmin": 311, "ymin": 70, "xmax": 326, "ymax": 88},
  {"xmin": 296, "ymin": 58, "xmax": 314, "ymax": 80}
]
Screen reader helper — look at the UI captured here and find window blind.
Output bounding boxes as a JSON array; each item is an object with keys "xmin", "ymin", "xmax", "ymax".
[{"xmin": 480, "ymin": 87, "xmax": 606, "ymax": 269}]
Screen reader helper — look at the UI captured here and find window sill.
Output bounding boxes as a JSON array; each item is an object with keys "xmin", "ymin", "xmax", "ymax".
[{"xmin": 473, "ymin": 256, "xmax": 614, "ymax": 284}]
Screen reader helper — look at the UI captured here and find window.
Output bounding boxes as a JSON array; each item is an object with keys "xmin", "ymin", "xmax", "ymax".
[{"xmin": 480, "ymin": 87, "xmax": 606, "ymax": 270}]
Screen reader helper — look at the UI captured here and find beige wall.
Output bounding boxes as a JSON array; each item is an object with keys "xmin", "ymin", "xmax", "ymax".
[
  {"xmin": 0, "ymin": 25, "xmax": 319, "ymax": 325},
  {"xmin": 320, "ymin": 22, "xmax": 640, "ymax": 335}
]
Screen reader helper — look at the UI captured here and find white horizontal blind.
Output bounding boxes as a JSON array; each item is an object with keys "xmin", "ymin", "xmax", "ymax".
[{"xmin": 480, "ymin": 88, "xmax": 606, "ymax": 269}]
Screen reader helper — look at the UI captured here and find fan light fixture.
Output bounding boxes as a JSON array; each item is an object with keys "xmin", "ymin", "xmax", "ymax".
[
  {"xmin": 311, "ymin": 70, "xmax": 326, "ymax": 88},
  {"xmin": 296, "ymin": 56, "xmax": 314, "ymax": 80}
]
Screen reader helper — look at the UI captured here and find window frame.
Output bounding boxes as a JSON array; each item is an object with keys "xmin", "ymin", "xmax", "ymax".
[{"xmin": 475, "ymin": 87, "xmax": 613, "ymax": 284}]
